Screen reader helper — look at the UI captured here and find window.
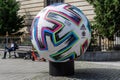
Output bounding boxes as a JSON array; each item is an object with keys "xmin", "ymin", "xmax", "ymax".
[{"xmin": 44, "ymin": 0, "xmax": 64, "ymax": 7}]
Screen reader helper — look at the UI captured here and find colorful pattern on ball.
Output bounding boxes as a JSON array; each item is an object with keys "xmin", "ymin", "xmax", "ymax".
[{"xmin": 31, "ymin": 3, "xmax": 91, "ymax": 62}]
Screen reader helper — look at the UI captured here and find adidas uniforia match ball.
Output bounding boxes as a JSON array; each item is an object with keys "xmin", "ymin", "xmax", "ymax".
[{"xmin": 31, "ymin": 3, "xmax": 91, "ymax": 62}]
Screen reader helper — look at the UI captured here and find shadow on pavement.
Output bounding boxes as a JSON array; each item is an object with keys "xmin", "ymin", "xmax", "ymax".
[{"xmin": 68, "ymin": 68, "xmax": 120, "ymax": 80}]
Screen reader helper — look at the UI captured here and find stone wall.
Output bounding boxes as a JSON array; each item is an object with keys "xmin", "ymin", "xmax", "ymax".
[
  {"xmin": 16, "ymin": 0, "xmax": 44, "ymax": 27},
  {"xmin": 65, "ymin": 0, "xmax": 95, "ymax": 21},
  {"xmin": 17, "ymin": 0, "xmax": 95, "ymax": 27},
  {"xmin": 78, "ymin": 51, "xmax": 120, "ymax": 61}
]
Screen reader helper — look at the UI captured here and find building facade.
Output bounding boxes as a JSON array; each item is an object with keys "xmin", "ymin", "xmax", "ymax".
[{"xmin": 17, "ymin": 0, "xmax": 95, "ymax": 28}]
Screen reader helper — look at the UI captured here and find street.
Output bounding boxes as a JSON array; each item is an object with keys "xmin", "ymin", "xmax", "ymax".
[{"xmin": 0, "ymin": 55, "xmax": 120, "ymax": 80}]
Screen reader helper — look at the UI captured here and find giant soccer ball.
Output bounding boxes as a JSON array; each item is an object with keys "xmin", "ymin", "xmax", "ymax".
[{"xmin": 31, "ymin": 3, "xmax": 91, "ymax": 62}]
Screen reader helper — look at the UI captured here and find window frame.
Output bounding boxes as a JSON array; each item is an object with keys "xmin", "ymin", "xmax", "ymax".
[{"xmin": 44, "ymin": 0, "xmax": 64, "ymax": 7}]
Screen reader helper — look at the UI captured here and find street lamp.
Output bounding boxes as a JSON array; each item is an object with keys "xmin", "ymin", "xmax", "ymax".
[{"xmin": 6, "ymin": 31, "xmax": 8, "ymax": 46}]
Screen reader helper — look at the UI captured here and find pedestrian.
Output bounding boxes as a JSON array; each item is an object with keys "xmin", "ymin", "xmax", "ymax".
[
  {"xmin": 2, "ymin": 41, "xmax": 8, "ymax": 59},
  {"xmin": 2, "ymin": 40, "xmax": 17, "ymax": 59}
]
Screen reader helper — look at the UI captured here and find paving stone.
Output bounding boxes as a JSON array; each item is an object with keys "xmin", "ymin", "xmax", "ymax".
[{"xmin": 0, "ymin": 54, "xmax": 120, "ymax": 80}]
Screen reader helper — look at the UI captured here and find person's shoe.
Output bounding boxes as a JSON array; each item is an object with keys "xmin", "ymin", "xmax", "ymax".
[{"xmin": 2, "ymin": 57, "xmax": 6, "ymax": 59}]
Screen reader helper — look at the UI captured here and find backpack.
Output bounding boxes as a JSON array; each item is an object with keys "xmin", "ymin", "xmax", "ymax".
[{"xmin": 14, "ymin": 43, "xmax": 19, "ymax": 49}]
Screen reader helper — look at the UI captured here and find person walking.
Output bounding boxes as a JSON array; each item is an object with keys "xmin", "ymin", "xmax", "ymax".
[{"xmin": 2, "ymin": 41, "xmax": 8, "ymax": 59}]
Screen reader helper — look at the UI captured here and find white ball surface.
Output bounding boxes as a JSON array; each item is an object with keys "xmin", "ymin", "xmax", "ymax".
[{"xmin": 31, "ymin": 3, "xmax": 91, "ymax": 62}]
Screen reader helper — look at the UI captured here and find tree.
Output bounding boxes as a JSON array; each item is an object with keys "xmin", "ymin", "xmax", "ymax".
[
  {"xmin": 87, "ymin": 0, "xmax": 120, "ymax": 39},
  {"xmin": 0, "ymin": 0, "xmax": 25, "ymax": 36}
]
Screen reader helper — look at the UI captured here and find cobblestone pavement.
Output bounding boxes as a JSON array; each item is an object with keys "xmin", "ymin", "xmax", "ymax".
[{"xmin": 0, "ymin": 53, "xmax": 120, "ymax": 80}]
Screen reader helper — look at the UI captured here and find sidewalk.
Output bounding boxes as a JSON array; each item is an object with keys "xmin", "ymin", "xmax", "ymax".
[{"xmin": 0, "ymin": 54, "xmax": 120, "ymax": 80}]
